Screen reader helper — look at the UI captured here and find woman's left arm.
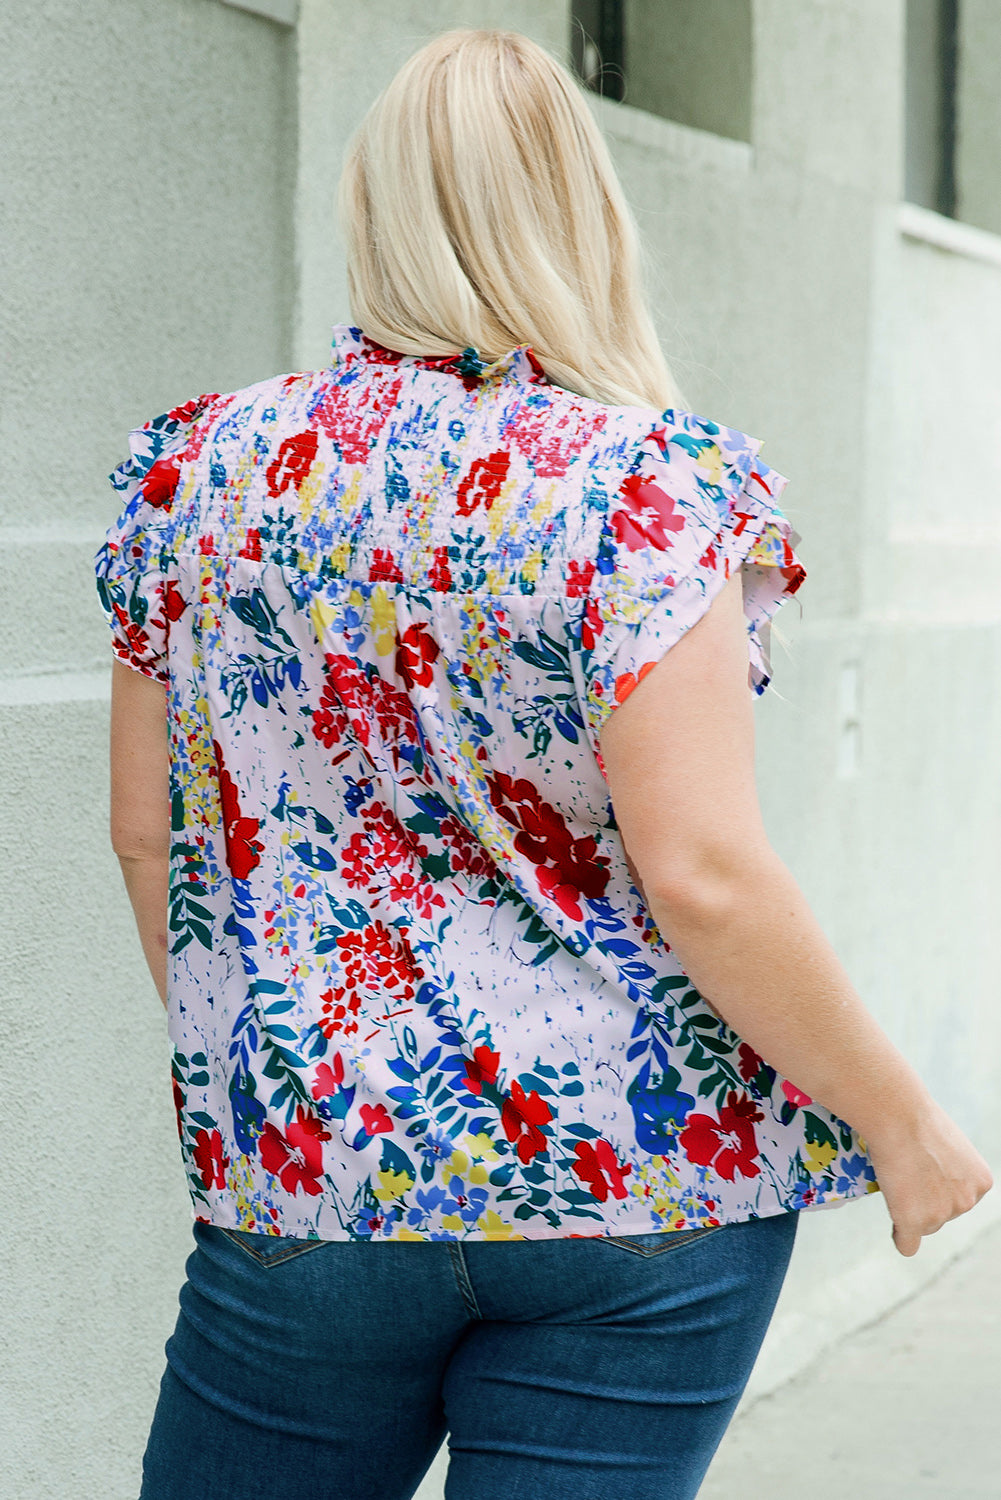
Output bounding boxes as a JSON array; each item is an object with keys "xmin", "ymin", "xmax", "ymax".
[{"xmin": 110, "ymin": 659, "xmax": 170, "ymax": 1008}]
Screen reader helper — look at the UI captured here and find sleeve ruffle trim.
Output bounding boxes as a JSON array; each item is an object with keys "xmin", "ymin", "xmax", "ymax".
[
  {"xmin": 95, "ymin": 394, "xmax": 217, "ymax": 682},
  {"xmin": 582, "ymin": 412, "xmax": 806, "ymax": 735}
]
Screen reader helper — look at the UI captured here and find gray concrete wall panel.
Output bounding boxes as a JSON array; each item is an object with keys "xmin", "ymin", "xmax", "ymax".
[{"xmin": 955, "ymin": 0, "xmax": 1001, "ymax": 237}]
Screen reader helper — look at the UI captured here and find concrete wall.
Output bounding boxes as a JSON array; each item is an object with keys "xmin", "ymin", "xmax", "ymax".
[
  {"xmin": 3, "ymin": 2, "xmax": 999, "ymax": 1496},
  {"xmin": 0, "ymin": 1, "xmax": 295, "ymax": 1495},
  {"xmin": 955, "ymin": 0, "xmax": 1001, "ymax": 236}
]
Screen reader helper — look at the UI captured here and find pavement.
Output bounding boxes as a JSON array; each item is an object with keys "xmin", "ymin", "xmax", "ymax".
[{"xmin": 699, "ymin": 1219, "xmax": 1001, "ymax": 1498}]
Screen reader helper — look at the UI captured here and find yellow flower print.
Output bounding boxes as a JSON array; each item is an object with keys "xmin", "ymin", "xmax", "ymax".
[
  {"xmin": 391, "ymin": 1225, "xmax": 425, "ymax": 1242},
  {"xmin": 476, "ymin": 1210, "xmax": 523, "ymax": 1240},
  {"xmin": 696, "ymin": 441, "xmax": 724, "ymax": 486},
  {"xmin": 630, "ymin": 1154, "xmax": 683, "ymax": 1217},
  {"xmin": 485, "ymin": 476, "xmax": 518, "ymax": 542},
  {"xmin": 442, "ymin": 1150, "xmax": 469, "ymax": 1187},
  {"xmin": 529, "ymin": 482, "xmax": 558, "ymax": 526},
  {"xmin": 803, "ymin": 1138, "xmax": 838, "ymax": 1176},
  {"xmin": 314, "ymin": 539, "xmax": 350, "ymax": 576},
  {"xmin": 310, "ymin": 594, "xmax": 338, "ymax": 643},
  {"xmin": 370, "ymin": 585, "xmax": 397, "ymax": 655},
  {"xmin": 441, "ymin": 1213, "xmax": 465, "ymax": 1233},
  {"xmin": 464, "ymin": 1133, "xmax": 500, "ymax": 1162},
  {"xmin": 296, "ymin": 464, "xmax": 324, "ymax": 519},
  {"xmin": 374, "ymin": 1167, "xmax": 415, "ymax": 1203}
]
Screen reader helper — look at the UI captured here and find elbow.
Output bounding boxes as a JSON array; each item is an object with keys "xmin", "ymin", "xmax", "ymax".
[
  {"xmin": 646, "ymin": 872, "xmax": 734, "ymax": 935},
  {"xmin": 110, "ymin": 818, "xmax": 170, "ymax": 863},
  {"xmin": 645, "ymin": 844, "xmax": 779, "ymax": 930}
]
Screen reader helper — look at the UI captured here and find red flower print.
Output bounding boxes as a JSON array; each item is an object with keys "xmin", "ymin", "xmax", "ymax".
[
  {"xmin": 141, "ymin": 452, "xmax": 182, "ymax": 510},
  {"xmin": 462, "ymin": 1046, "xmax": 500, "ymax": 1096},
  {"xmin": 339, "ymin": 802, "xmax": 431, "ymax": 896},
  {"xmin": 359, "ymin": 1103, "xmax": 394, "ymax": 1136},
  {"xmin": 781, "ymin": 541, "xmax": 807, "ymax": 594},
  {"xmin": 265, "ymin": 429, "xmax": 319, "ymax": 498},
  {"xmin": 311, "ymin": 1056, "xmax": 345, "ymax": 1099},
  {"xmin": 340, "ymin": 832, "xmax": 374, "ymax": 890},
  {"xmin": 486, "ymin": 771, "xmax": 610, "ymax": 919},
  {"xmin": 311, "ymin": 656, "xmax": 421, "ymax": 767},
  {"xmin": 239, "ymin": 527, "xmax": 262, "ymax": 561},
  {"xmin": 610, "ymin": 473, "xmax": 687, "ymax": 552},
  {"xmin": 781, "ymin": 1080, "xmax": 812, "ymax": 1109},
  {"xmin": 501, "ymin": 1080, "xmax": 552, "ymax": 1164},
  {"xmin": 509, "ymin": 403, "xmax": 608, "ymax": 478},
  {"xmin": 164, "ymin": 395, "xmax": 212, "ymax": 428},
  {"xmin": 164, "ymin": 579, "xmax": 187, "ymax": 621},
  {"xmin": 318, "ymin": 921, "xmax": 423, "ymax": 1040},
  {"xmin": 439, "ymin": 815, "xmax": 496, "ymax": 883},
  {"xmin": 571, "ymin": 1138, "xmax": 632, "ymax": 1201},
  {"xmin": 565, "ymin": 559, "xmax": 596, "ymax": 598},
  {"xmin": 369, "ymin": 548, "xmax": 403, "ymax": 583},
  {"xmin": 456, "ymin": 450, "xmax": 510, "ymax": 516},
  {"xmin": 428, "ymin": 547, "xmax": 452, "ymax": 591},
  {"xmin": 365, "ymin": 801, "xmax": 428, "ymax": 870},
  {"xmin": 738, "ymin": 1043, "xmax": 763, "ymax": 1083},
  {"xmin": 192, "ymin": 1128, "xmax": 229, "ymax": 1190},
  {"xmin": 612, "ymin": 659, "xmax": 657, "ymax": 709},
  {"xmin": 318, "ymin": 983, "xmax": 362, "ymax": 1038},
  {"xmin": 259, "ymin": 1107, "xmax": 331, "ymax": 1197},
  {"xmin": 680, "ymin": 1091, "xmax": 763, "ymax": 1182},
  {"xmin": 386, "ymin": 870, "xmax": 446, "ymax": 917},
  {"xmin": 172, "ymin": 1077, "xmax": 185, "ymax": 1141},
  {"xmin": 110, "ymin": 599, "xmax": 160, "ymax": 671},
  {"xmin": 395, "ymin": 623, "xmax": 440, "ymax": 689},
  {"xmin": 581, "ymin": 596, "xmax": 603, "ymax": 652},
  {"xmin": 314, "ymin": 370, "xmax": 403, "ymax": 465},
  {"xmin": 213, "ymin": 741, "xmax": 263, "ymax": 880}
]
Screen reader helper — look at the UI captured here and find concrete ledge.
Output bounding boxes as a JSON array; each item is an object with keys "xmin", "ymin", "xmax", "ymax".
[
  {"xmin": 897, "ymin": 201, "xmax": 1001, "ymax": 269},
  {"xmin": 217, "ymin": 0, "xmax": 298, "ymax": 25},
  {"xmin": 0, "ymin": 669, "xmax": 111, "ymax": 705},
  {"xmin": 589, "ymin": 94, "xmax": 753, "ymax": 176}
]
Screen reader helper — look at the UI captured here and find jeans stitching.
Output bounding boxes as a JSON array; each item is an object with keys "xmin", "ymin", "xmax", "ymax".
[
  {"xmin": 218, "ymin": 1226, "xmax": 327, "ymax": 1267},
  {"xmin": 593, "ymin": 1224, "xmax": 723, "ymax": 1258},
  {"xmin": 447, "ymin": 1242, "xmax": 482, "ymax": 1320}
]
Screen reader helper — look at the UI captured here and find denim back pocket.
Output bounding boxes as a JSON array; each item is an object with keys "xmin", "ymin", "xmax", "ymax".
[
  {"xmin": 595, "ymin": 1224, "xmax": 724, "ymax": 1258},
  {"xmin": 217, "ymin": 1225, "xmax": 330, "ymax": 1268}
]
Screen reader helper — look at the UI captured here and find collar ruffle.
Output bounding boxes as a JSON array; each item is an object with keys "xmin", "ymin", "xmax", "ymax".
[{"xmin": 330, "ymin": 324, "xmax": 547, "ymax": 386}]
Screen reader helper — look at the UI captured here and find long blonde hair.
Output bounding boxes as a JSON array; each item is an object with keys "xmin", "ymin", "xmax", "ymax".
[{"xmin": 339, "ymin": 29, "xmax": 684, "ymax": 409}]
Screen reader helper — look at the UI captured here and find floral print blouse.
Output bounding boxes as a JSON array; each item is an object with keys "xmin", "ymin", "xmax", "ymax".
[{"xmin": 95, "ymin": 324, "xmax": 876, "ymax": 1241}]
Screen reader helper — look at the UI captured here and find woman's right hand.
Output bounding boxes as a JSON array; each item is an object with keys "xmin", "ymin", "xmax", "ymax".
[{"xmin": 864, "ymin": 1101, "xmax": 993, "ymax": 1257}]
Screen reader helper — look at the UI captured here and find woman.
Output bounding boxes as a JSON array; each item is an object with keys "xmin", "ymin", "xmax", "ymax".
[{"xmin": 97, "ymin": 29, "xmax": 991, "ymax": 1500}]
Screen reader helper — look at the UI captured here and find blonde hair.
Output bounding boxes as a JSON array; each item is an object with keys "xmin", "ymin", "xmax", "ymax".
[{"xmin": 339, "ymin": 29, "xmax": 685, "ymax": 409}]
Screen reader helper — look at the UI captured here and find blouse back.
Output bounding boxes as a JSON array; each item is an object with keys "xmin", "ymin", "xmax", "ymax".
[{"xmin": 95, "ymin": 325, "xmax": 875, "ymax": 1240}]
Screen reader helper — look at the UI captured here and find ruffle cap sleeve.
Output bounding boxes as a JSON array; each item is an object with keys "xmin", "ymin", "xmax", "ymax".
[
  {"xmin": 579, "ymin": 410, "xmax": 806, "ymax": 740},
  {"xmin": 94, "ymin": 394, "xmax": 218, "ymax": 682}
]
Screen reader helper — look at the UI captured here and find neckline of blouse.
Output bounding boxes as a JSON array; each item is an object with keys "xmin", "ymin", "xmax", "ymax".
[{"xmin": 329, "ymin": 324, "xmax": 549, "ymax": 387}]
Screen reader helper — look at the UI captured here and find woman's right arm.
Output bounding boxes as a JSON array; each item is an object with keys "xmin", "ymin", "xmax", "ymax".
[{"xmin": 600, "ymin": 570, "xmax": 992, "ymax": 1256}]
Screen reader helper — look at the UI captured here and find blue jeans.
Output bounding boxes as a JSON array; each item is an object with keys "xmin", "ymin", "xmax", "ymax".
[{"xmin": 140, "ymin": 1212, "xmax": 797, "ymax": 1500}]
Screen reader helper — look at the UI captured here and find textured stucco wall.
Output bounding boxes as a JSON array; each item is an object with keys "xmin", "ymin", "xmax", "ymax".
[
  {"xmin": 0, "ymin": 1, "xmax": 295, "ymax": 1495},
  {"xmin": 3, "ymin": 2, "xmax": 999, "ymax": 1497}
]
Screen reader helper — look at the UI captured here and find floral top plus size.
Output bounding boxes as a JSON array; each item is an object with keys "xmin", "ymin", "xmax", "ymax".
[{"xmin": 95, "ymin": 325, "xmax": 877, "ymax": 1241}]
